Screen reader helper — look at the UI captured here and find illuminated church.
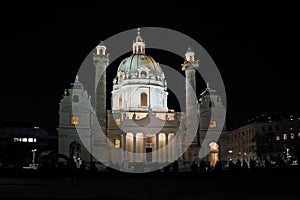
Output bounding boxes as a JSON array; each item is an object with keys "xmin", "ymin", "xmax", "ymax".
[{"xmin": 58, "ymin": 29, "xmax": 227, "ymax": 171}]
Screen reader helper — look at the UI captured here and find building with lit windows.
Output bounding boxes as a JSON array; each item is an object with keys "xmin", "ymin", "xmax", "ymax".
[
  {"xmin": 58, "ymin": 29, "xmax": 227, "ymax": 171},
  {"xmin": 228, "ymin": 113, "xmax": 300, "ymax": 165},
  {"xmin": 0, "ymin": 124, "xmax": 57, "ymax": 165}
]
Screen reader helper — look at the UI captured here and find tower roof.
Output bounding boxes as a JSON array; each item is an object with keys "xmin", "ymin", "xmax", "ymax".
[
  {"xmin": 98, "ymin": 40, "xmax": 105, "ymax": 46},
  {"xmin": 200, "ymin": 83, "xmax": 217, "ymax": 97},
  {"xmin": 70, "ymin": 75, "xmax": 83, "ymax": 90},
  {"xmin": 186, "ymin": 47, "xmax": 194, "ymax": 53}
]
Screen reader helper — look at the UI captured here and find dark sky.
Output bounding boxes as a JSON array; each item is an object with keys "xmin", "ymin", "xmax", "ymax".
[{"xmin": 0, "ymin": 2, "xmax": 298, "ymax": 131}]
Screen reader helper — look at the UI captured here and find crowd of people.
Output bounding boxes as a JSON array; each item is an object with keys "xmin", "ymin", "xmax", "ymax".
[{"xmin": 189, "ymin": 156, "xmax": 296, "ymax": 175}]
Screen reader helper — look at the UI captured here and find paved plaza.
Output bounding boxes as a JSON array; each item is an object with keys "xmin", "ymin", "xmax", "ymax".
[{"xmin": 0, "ymin": 169, "xmax": 298, "ymax": 199}]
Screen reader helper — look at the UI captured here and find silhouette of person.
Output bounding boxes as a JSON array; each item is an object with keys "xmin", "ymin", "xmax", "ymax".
[
  {"xmin": 229, "ymin": 160, "xmax": 235, "ymax": 172},
  {"xmin": 191, "ymin": 161, "xmax": 198, "ymax": 173},
  {"xmin": 214, "ymin": 161, "xmax": 222, "ymax": 172},
  {"xmin": 264, "ymin": 159, "xmax": 271, "ymax": 169},
  {"xmin": 235, "ymin": 159, "xmax": 241, "ymax": 171},
  {"xmin": 172, "ymin": 160, "xmax": 179, "ymax": 173},
  {"xmin": 249, "ymin": 159, "xmax": 256, "ymax": 170},
  {"xmin": 199, "ymin": 160, "xmax": 206, "ymax": 174},
  {"xmin": 242, "ymin": 160, "xmax": 248, "ymax": 170}
]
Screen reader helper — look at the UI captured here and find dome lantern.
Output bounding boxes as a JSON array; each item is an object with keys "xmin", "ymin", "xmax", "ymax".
[
  {"xmin": 96, "ymin": 41, "xmax": 107, "ymax": 56},
  {"xmin": 133, "ymin": 28, "xmax": 145, "ymax": 54},
  {"xmin": 185, "ymin": 47, "xmax": 195, "ymax": 62}
]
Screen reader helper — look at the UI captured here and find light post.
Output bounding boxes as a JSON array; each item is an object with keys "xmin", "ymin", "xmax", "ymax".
[
  {"xmin": 228, "ymin": 150, "xmax": 233, "ymax": 161},
  {"xmin": 32, "ymin": 149, "xmax": 37, "ymax": 165}
]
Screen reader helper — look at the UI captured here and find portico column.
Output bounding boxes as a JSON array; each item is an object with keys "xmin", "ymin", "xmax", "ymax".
[
  {"xmin": 156, "ymin": 133, "xmax": 159, "ymax": 162},
  {"xmin": 122, "ymin": 133, "xmax": 127, "ymax": 150},
  {"xmin": 165, "ymin": 133, "xmax": 169, "ymax": 162},
  {"xmin": 133, "ymin": 133, "xmax": 136, "ymax": 162},
  {"xmin": 122, "ymin": 133, "xmax": 128, "ymax": 165},
  {"xmin": 143, "ymin": 134, "xmax": 146, "ymax": 162}
]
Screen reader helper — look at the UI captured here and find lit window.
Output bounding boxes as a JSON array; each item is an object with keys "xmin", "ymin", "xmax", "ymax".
[
  {"xmin": 283, "ymin": 134, "xmax": 287, "ymax": 140},
  {"xmin": 22, "ymin": 138, "xmax": 28, "ymax": 142},
  {"xmin": 71, "ymin": 117, "xmax": 79, "ymax": 125},
  {"xmin": 34, "ymin": 138, "xmax": 37, "ymax": 142},
  {"xmin": 146, "ymin": 136, "xmax": 152, "ymax": 144},
  {"xmin": 28, "ymin": 138, "xmax": 34, "ymax": 142},
  {"xmin": 167, "ymin": 114, "xmax": 175, "ymax": 120},
  {"xmin": 290, "ymin": 133, "xmax": 294, "ymax": 139},
  {"xmin": 115, "ymin": 118, "xmax": 120, "ymax": 126},
  {"xmin": 210, "ymin": 120, "xmax": 217, "ymax": 128},
  {"xmin": 276, "ymin": 135, "xmax": 280, "ymax": 141},
  {"xmin": 140, "ymin": 92, "xmax": 148, "ymax": 106},
  {"xmin": 13, "ymin": 138, "xmax": 19, "ymax": 142},
  {"xmin": 298, "ymin": 133, "xmax": 300, "ymax": 139},
  {"xmin": 115, "ymin": 138, "xmax": 120, "ymax": 148}
]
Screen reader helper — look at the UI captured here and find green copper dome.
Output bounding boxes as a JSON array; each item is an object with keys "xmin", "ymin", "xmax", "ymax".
[{"xmin": 117, "ymin": 54, "xmax": 163, "ymax": 78}]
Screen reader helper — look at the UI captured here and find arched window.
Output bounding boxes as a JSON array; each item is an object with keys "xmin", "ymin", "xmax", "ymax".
[
  {"xmin": 69, "ymin": 141, "xmax": 81, "ymax": 158},
  {"xmin": 208, "ymin": 142, "xmax": 219, "ymax": 166},
  {"xmin": 72, "ymin": 95, "xmax": 79, "ymax": 103},
  {"xmin": 119, "ymin": 95, "xmax": 122, "ymax": 109},
  {"xmin": 140, "ymin": 92, "xmax": 148, "ymax": 106},
  {"xmin": 119, "ymin": 74, "xmax": 123, "ymax": 82}
]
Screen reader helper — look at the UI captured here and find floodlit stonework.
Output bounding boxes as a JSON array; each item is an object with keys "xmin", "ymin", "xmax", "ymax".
[{"xmin": 58, "ymin": 29, "xmax": 227, "ymax": 171}]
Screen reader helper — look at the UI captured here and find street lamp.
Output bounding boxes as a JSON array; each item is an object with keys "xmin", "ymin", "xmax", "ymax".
[{"xmin": 32, "ymin": 149, "xmax": 37, "ymax": 165}]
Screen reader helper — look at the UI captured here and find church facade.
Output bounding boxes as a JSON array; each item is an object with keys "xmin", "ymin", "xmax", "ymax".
[{"xmin": 58, "ymin": 29, "xmax": 227, "ymax": 171}]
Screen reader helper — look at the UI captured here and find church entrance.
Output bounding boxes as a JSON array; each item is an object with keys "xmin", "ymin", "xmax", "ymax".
[
  {"xmin": 69, "ymin": 141, "xmax": 81, "ymax": 159},
  {"xmin": 146, "ymin": 148, "xmax": 152, "ymax": 162},
  {"xmin": 208, "ymin": 142, "xmax": 219, "ymax": 167},
  {"xmin": 146, "ymin": 135, "xmax": 154, "ymax": 162}
]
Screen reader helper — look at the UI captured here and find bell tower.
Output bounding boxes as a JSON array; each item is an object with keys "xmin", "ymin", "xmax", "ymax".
[
  {"xmin": 93, "ymin": 41, "xmax": 109, "ymax": 132},
  {"xmin": 199, "ymin": 83, "xmax": 227, "ymax": 165}
]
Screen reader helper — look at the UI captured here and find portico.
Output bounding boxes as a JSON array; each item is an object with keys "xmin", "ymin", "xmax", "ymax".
[{"xmin": 120, "ymin": 132, "xmax": 176, "ymax": 163}]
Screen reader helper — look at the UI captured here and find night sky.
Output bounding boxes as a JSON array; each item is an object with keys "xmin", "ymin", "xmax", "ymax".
[{"xmin": 0, "ymin": 2, "xmax": 298, "ymax": 131}]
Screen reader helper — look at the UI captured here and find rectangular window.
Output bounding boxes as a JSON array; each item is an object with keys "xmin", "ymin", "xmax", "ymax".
[
  {"xmin": 276, "ymin": 135, "xmax": 280, "ymax": 141},
  {"xmin": 291, "ymin": 133, "xmax": 294, "ymax": 140},
  {"xmin": 298, "ymin": 133, "xmax": 300, "ymax": 139},
  {"xmin": 167, "ymin": 114, "xmax": 175, "ymax": 120},
  {"xmin": 114, "ymin": 138, "xmax": 120, "ymax": 148},
  {"xmin": 71, "ymin": 116, "xmax": 79, "ymax": 125},
  {"xmin": 28, "ymin": 138, "xmax": 34, "ymax": 142},
  {"xmin": 22, "ymin": 138, "xmax": 28, "ymax": 142},
  {"xmin": 283, "ymin": 134, "xmax": 287, "ymax": 140}
]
